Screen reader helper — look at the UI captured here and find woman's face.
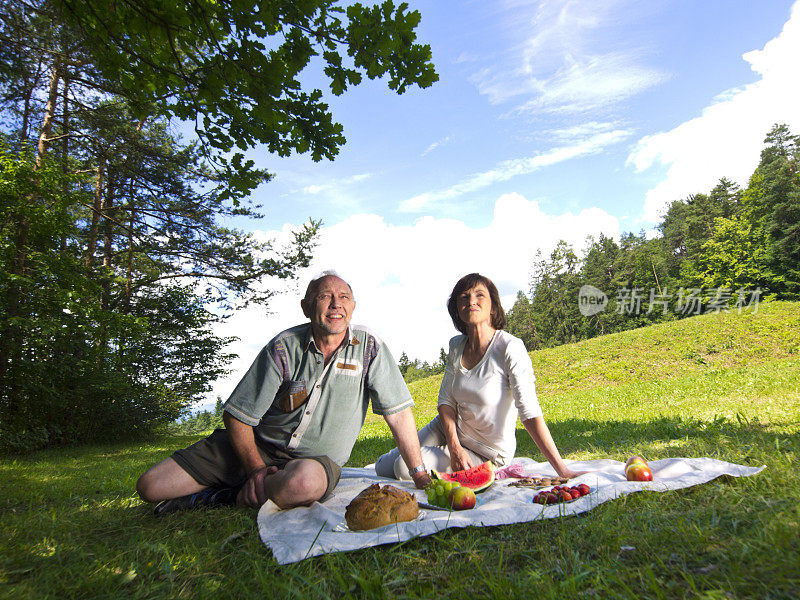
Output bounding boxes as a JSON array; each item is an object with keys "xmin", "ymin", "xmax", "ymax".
[{"xmin": 457, "ymin": 283, "xmax": 492, "ymax": 328}]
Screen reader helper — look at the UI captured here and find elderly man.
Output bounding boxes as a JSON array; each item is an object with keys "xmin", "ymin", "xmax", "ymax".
[{"xmin": 137, "ymin": 271, "xmax": 431, "ymax": 515}]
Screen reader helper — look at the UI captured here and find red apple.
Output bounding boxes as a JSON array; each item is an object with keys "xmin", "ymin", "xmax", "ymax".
[
  {"xmin": 560, "ymin": 490, "xmax": 573, "ymax": 502},
  {"xmin": 449, "ymin": 486, "xmax": 477, "ymax": 510},
  {"xmin": 576, "ymin": 484, "xmax": 591, "ymax": 496},
  {"xmin": 625, "ymin": 456, "xmax": 647, "ymax": 471},
  {"xmin": 626, "ymin": 462, "xmax": 653, "ymax": 482},
  {"xmin": 569, "ymin": 488, "xmax": 581, "ymax": 500}
]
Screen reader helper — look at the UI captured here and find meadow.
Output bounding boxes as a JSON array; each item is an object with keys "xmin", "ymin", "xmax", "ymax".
[{"xmin": 1, "ymin": 302, "xmax": 798, "ymax": 599}]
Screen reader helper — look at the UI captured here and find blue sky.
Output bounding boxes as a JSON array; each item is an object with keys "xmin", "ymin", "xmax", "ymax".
[{"xmin": 207, "ymin": 0, "xmax": 800, "ymax": 405}]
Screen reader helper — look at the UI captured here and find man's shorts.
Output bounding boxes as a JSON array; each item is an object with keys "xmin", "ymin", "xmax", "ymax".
[{"xmin": 171, "ymin": 429, "xmax": 341, "ymax": 502}]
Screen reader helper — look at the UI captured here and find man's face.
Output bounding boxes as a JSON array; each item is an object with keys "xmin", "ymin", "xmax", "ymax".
[{"xmin": 302, "ymin": 276, "xmax": 356, "ymax": 337}]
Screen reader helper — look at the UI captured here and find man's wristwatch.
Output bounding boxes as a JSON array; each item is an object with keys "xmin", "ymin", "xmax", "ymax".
[{"xmin": 409, "ymin": 464, "xmax": 427, "ymax": 476}]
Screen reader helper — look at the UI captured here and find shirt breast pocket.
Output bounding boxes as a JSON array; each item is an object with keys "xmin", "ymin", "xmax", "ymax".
[
  {"xmin": 277, "ymin": 380, "xmax": 308, "ymax": 412},
  {"xmin": 333, "ymin": 358, "xmax": 362, "ymax": 381}
]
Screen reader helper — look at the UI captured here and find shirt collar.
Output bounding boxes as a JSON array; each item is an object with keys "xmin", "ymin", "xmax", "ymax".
[{"xmin": 304, "ymin": 325, "xmax": 357, "ymax": 353}]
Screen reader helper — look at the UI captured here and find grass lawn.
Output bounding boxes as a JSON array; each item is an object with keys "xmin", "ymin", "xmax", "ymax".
[{"xmin": 2, "ymin": 302, "xmax": 799, "ymax": 599}]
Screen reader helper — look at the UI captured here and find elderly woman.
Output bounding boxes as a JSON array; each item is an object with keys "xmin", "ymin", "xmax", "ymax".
[{"xmin": 375, "ymin": 273, "xmax": 583, "ymax": 480}]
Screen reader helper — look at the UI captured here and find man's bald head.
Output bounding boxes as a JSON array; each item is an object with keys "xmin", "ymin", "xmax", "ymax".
[{"xmin": 302, "ymin": 270, "xmax": 353, "ymax": 306}]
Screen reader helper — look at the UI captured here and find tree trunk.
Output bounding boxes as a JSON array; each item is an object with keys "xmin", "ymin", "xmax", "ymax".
[
  {"xmin": 85, "ymin": 158, "xmax": 105, "ymax": 268},
  {"xmin": 61, "ymin": 71, "xmax": 70, "ymax": 253},
  {"xmin": 101, "ymin": 169, "xmax": 115, "ymax": 309},
  {"xmin": 102, "ymin": 169, "xmax": 114, "ymax": 269},
  {"xmin": 124, "ymin": 118, "xmax": 147, "ymax": 309},
  {"xmin": 126, "ymin": 193, "xmax": 136, "ymax": 308},
  {"xmin": 36, "ymin": 57, "xmax": 62, "ymax": 168}
]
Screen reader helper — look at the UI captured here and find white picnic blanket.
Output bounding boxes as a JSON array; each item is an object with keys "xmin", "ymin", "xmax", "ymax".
[{"xmin": 257, "ymin": 457, "xmax": 764, "ymax": 564}]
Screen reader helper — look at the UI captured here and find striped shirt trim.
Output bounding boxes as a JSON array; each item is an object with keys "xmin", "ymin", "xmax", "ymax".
[
  {"xmin": 269, "ymin": 339, "xmax": 291, "ymax": 383},
  {"xmin": 373, "ymin": 398, "xmax": 414, "ymax": 416},
  {"xmin": 362, "ymin": 334, "xmax": 378, "ymax": 383}
]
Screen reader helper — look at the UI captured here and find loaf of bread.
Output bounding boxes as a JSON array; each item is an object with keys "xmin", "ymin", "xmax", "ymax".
[{"xmin": 344, "ymin": 484, "xmax": 419, "ymax": 531}]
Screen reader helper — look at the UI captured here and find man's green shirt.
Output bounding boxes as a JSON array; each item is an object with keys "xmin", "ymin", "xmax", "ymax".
[{"xmin": 223, "ymin": 323, "xmax": 413, "ymax": 465}]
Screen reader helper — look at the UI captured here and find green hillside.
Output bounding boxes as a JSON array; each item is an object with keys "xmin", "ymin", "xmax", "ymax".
[
  {"xmin": 397, "ymin": 300, "xmax": 799, "ymax": 427},
  {"xmin": 531, "ymin": 301, "xmax": 800, "ymax": 393}
]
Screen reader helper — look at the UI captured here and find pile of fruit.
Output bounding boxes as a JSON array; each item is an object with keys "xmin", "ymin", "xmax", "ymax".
[
  {"xmin": 532, "ymin": 483, "xmax": 590, "ymax": 505},
  {"xmin": 424, "ymin": 479, "xmax": 476, "ymax": 510}
]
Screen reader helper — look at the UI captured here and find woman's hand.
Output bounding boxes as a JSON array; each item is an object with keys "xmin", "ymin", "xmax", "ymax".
[
  {"xmin": 557, "ymin": 467, "xmax": 589, "ymax": 480},
  {"xmin": 523, "ymin": 416, "xmax": 588, "ymax": 481},
  {"xmin": 438, "ymin": 404, "xmax": 473, "ymax": 472},
  {"xmin": 449, "ymin": 445, "xmax": 474, "ymax": 472}
]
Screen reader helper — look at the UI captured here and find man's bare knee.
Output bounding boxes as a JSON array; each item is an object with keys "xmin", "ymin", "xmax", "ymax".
[
  {"xmin": 136, "ymin": 457, "xmax": 204, "ymax": 503},
  {"xmin": 271, "ymin": 460, "xmax": 327, "ymax": 509},
  {"xmin": 136, "ymin": 470, "xmax": 157, "ymax": 503}
]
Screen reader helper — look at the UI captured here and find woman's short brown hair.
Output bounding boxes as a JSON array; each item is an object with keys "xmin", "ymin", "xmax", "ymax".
[{"xmin": 446, "ymin": 273, "xmax": 507, "ymax": 334}]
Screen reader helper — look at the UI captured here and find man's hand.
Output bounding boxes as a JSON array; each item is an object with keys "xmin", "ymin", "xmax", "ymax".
[
  {"xmin": 411, "ymin": 470, "xmax": 431, "ymax": 490},
  {"xmin": 383, "ymin": 407, "xmax": 429, "ymax": 485},
  {"xmin": 237, "ymin": 465, "xmax": 279, "ymax": 508},
  {"xmin": 224, "ymin": 411, "xmax": 276, "ymax": 507}
]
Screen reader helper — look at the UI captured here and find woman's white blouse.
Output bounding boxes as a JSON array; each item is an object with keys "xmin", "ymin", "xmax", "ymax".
[{"xmin": 437, "ymin": 330, "xmax": 543, "ymax": 463}]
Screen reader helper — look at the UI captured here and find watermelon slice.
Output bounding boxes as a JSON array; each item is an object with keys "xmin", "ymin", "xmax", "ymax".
[{"xmin": 431, "ymin": 461, "xmax": 495, "ymax": 493}]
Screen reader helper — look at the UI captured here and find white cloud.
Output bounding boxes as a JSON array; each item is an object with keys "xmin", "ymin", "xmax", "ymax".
[
  {"xmin": 399, "ymin": 127, "xmax": 632, "ymax": 212},
  {"xmin": 547, "ymin": 121, "xmax": 628, "ymax": 142},
  {"xmin": 301, "ymin": 172, "xmax": 373, "ymax": 195},
  {"xmin": 303, "ymin": 184, "xmax": 329, "ymax": 195},
  {"xmin": 515, "ymin": 53, "xmax": 669, "ymax": 114},
  {"xmin": 628, "ymin": 1, "xmax": 800, "ymax": 222},
  {"xmin": 421, "ymin": 135, "xmax": 453, "ymax": 157},
  {"xmin": 209, "ymin": 194, "xmax": 619, "ymax": 402},
  {"xmin": 471, "ymin": 0, "xmax": 668, "ymax": 113}
]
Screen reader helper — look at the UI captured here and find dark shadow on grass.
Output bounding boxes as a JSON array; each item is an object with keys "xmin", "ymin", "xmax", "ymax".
[{"xmin": 532, "ymin": 413, "xmax": 791, "ymax": 458}]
